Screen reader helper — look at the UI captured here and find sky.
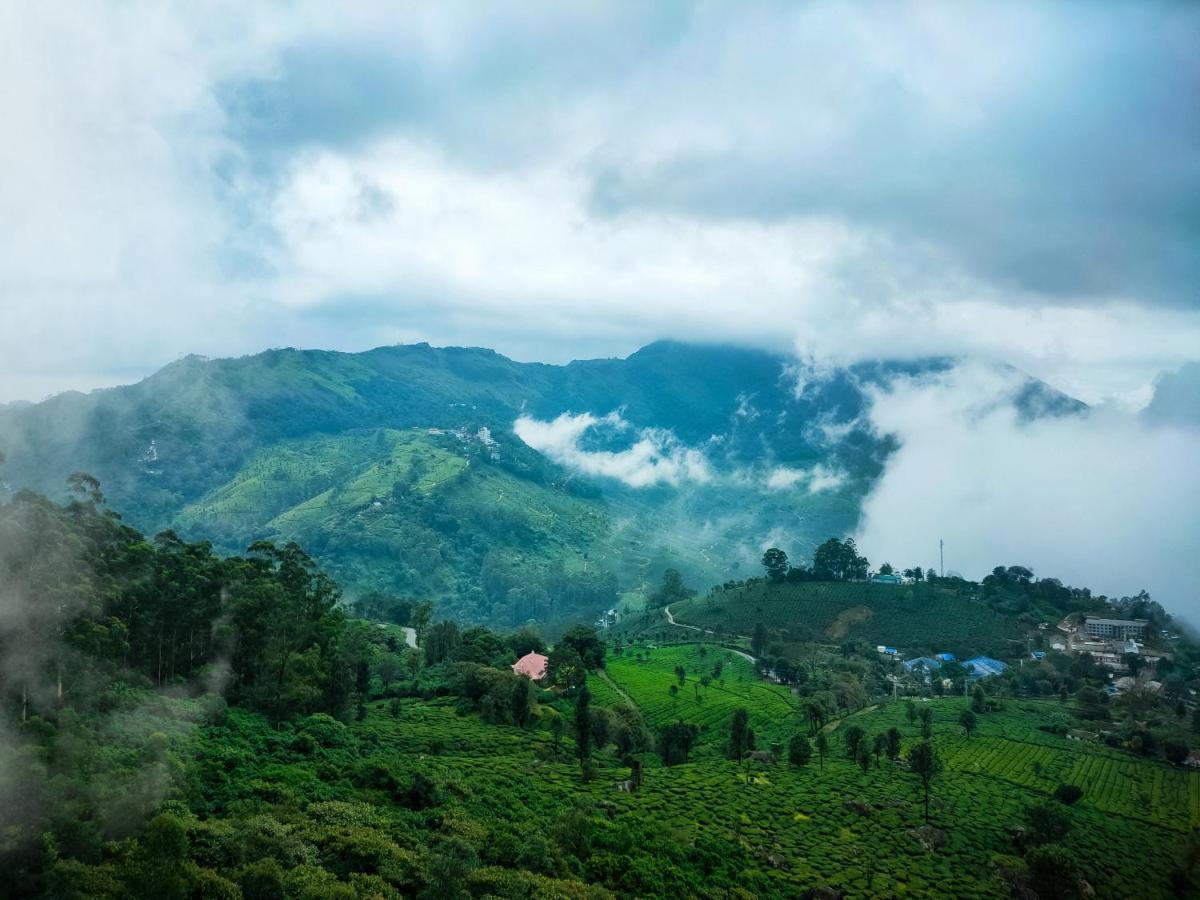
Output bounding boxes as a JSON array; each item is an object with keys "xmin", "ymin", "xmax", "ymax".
[{"xmin": 0, "ymin": 0, "xmax": 1197, "ymax": 407}]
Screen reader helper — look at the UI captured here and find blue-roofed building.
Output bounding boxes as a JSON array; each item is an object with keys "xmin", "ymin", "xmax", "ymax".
[
  {"xmin": 871, "ymin": 573, "xmax": 904, "ymax": 585},
  {"xmin": 902, "ymin": 656, "xmax": 942, "ymax": 682},
  {"xmin": 903, "ymin": 656, "xmax": 942, "ymax": 673},
  {"xmin": 934, "ymin": 652, "xmax": 956, "ymax": 662},
  {"xmin": 1030, "ymin": 650, "xmax": 1046, "ymax": 661},
  {"xmin": 962, "ymin": 656, "xmax": 1008, "ymax": 679}
]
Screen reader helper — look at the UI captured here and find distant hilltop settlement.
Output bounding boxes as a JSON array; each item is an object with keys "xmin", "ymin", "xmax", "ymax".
[
  {"xmin": 882, "ymin": 614, "xmax": 1163, "ymax": 697},
  {"xmin": 426, "ymin": 425, "xmax": 500, "ymax": 461}
]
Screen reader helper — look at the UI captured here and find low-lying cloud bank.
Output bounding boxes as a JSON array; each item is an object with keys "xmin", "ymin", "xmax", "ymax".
[
  {"xmin": 514, "ymin": 410, "xmax": 852, "ymax": 495},
  {"xmin": 513, "ymin": 411, "xmax": 713, "ymax": 488},
  {"xmin": 854, "ymin": 362, "xmax": 1200, "ymax": 621}
]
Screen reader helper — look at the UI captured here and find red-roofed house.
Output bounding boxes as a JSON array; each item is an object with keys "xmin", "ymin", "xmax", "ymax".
[{"xmin": 512, "ymin": 651, "xmax": 548, "ymax": 682}]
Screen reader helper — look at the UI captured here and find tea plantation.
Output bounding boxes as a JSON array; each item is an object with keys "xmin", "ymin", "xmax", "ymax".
[
  {"xmin": 173, "ymin": 678, "xmax": 1198, "ymax": 898},
  {"xmin": 670, "ymin": 580, "xmax": 1024, "ymax": 657}
]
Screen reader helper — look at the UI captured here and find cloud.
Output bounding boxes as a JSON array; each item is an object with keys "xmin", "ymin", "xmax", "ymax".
[
  {"xmin": 854, "ymin": 362, "xmax": 1200, "ymax": 619},
  {"xmin": 766, "ymin": 465, "xmax": 845, "ymax": 494},
  {"xmin": 514, "ymin": 411, "xmax": 712, "ymax": 488},
  {"xmin": 1, "ymin": 2, "xmax": 1198, "ymax": 403}
]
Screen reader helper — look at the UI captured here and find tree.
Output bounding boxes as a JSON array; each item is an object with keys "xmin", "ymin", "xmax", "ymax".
[
  {"xmin": 424, "ymin": 620, "xmax": 460, "ymax": 665},
  {"xmin": 410, "ymin": 601, "xmax": 434, "ymax": 643},
  {"xmin": 761, "ymin": 548, "xmax": 789, "ymax": 581},
  {"xmin": 907, "ymin": 741, "xmax": 940, "ymax": 823},
  {"xmin": 729, "ymin": 708, "xmax": 751, "ymax": 760},
  {"xmin": 614, "ymin": 704, "xmax": 653, "ymax": 758},
  {"xmin": 549, "ymin": 712, "xmax": 566, "ymax": 751},
  {"xmin": 905, "ymin": 700, "xmax": 917, "ymax": 725},
  {"xmin": 1027, "ymin": 844, "xmax": 1083, "ymax": 900},
  {"xmin": 812, "ymin": 538, "xmax": 870, "ymax": 581},
  {"xmin": 589, "ymin": 707, "xmax": 613, "ymax": 750},
  {"xmin": 1164, "ymin": 737, "xmax": 1190, "ymax": 766},
  {"xmin": 972, "ymin": 683, "xmax": 987, "ymax": 713},
  {"xmin": 546, "ymin": 645, "xmax": 586, "ymax": 690},
  {"xmin": 674, "ymin": 664, "xmax": 686, "ymax": 688},
  {"xmin": 886, "ymin": 727, "xmax": 902, "ymax": 761},
  {"xmin": 751, "ymin": 622, "xmax": 767, "ymax": 659},
  {"xmin": 510, "ymin": 676, "xmax": 535, "ymax": 728},
  {"xmin": 649, "ymin": 568, "xmax": 695, "ymax": 609},
  {"xmin": 788, "ymin": 734, "xmax": 812, "ymax": 767},
  {"xmin": 1024, "ymin": 800, "xmax": 1072, "ymax": 846},
  {"xmin": 559, "ymin": 625, "xmax": 606, "ymax": 670},
  {"xmin": 959, "ymin": 708, "xmax": 977, "ymax": 737},
  {"xmin": 844, "ymin": 725, "xmax": 865, "ymax": 760},
  {"xmin": 659, "ymin": 721, "xmax": 699, "ymax": 765},
  {"xmin": 66, "ymin": 471, "xmax": 105, "ymax": 506},
  {"xmin": 574, "ymin": 686, "xmax": 592, "ymax": 776},
  {"xmin": 1076, "ymin": 685, "xmax": 1109, "ymax": 720},
  {"xmin": 1054, "ymin": 784, "xmax": 1083, "ymax": 805},
  {"xmin": 856, "ymin": 742, "xmax": 872, "ymax": 773},
  {"xmin": 872, "ymin": 733, "xmax": 886, "ymax": 767},
  {"xmin": 917, "ymin": 706, "xmax": 933, "ymax": 739},
  {"xmin": 879, "ymin": 562, "xmax": 894, "ymax": 575},
  {"xmin": 805, "ymin": 700, "xmax": 826, "ymax": 735},
  {"xmin": 815, "ymin": 731, "xmax": 829, "ymax": 771}
]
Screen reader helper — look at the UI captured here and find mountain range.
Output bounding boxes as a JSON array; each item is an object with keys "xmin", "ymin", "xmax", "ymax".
[{"xmin": 0, "ymin": 341, "xmax": 1084, "ymax": 626}]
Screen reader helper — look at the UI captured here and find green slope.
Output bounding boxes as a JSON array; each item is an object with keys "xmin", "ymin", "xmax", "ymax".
[
  {"xmin": 173, "ymin": 428, "xmax": 629, "ymax": 623},
  {"xmin": 669, "ymin": 580, "xmax": 1024, "ymax": 658}
]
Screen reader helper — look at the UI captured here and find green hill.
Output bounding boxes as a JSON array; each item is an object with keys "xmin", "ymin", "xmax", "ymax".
[
  {"xmin": 668, "ymin": 580, "xmax": 1025, "ymax": 658},
  {"xmin": 0, "ymin": 340, "xmax": 1084, "ymax": 626},
  {"xmin": 171, "ymin": 428, "xmax": 633, "ymax": 624}
]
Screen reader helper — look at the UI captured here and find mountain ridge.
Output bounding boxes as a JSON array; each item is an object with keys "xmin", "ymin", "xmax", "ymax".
[{"xmin": 0, "ymin": 340, "xmax": 1085, "ymax": 625}]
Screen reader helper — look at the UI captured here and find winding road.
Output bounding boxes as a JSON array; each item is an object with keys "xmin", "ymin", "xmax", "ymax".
[{"xmin": 663, "ymin": 604, "xmax": 756, "ymax": 664}]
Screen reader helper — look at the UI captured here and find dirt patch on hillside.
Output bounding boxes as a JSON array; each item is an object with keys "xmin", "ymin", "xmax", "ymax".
[{"xmin": 825, "ymin": 605, "xmax": 872, "ymax": 640}]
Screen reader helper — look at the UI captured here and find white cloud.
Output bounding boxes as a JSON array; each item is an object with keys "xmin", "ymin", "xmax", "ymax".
[
  {"xmin": 854, "ymin": 362, "xmax": 1200, "ymax": 619},
  {"xmin": 765, "ymin": 464, "xmax": 845, "ymax": 494},
  {"xmin": 513, "ymin": 411, "xmax": 712, "ymax": 488}
]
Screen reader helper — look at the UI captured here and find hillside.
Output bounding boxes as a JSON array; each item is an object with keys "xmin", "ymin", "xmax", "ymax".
[
  {"xmin": 171, "ymin": 428, "xmax": 629, "ymax": 624},
  {"xmin": 666, "ymin": 580, "xmax": 1025, "ymax": 658},
  {"xmin": 0, "ymin": 341, "xmax": 1084, "ymax": 625}
]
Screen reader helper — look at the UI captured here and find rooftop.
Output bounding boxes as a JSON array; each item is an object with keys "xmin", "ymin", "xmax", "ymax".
[
  {"xmin": 512, "ymin": 651, "xmax": 549, "ymax": 681},
  {"xmin": 1085, "ymin": 617, "xmax": 1149, "ymax": 627},
  {"xmin": 962, "ymin": 656, "xmax": 1008, "ymax": 678}
]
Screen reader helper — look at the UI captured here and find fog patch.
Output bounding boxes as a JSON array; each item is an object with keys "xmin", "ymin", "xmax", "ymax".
[
  {"xmin": 854, "ymin": 362, "xmax": 1200, "ymax": 619},
  {"xmin": 514, "ymin": 411, "xmax": 712, "ymax": 488},
  {"xmin": 766, "ymin": 464, "xmax": 845, "ymax": 494}
]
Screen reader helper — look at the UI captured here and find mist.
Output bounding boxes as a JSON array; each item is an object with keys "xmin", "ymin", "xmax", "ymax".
[{"xmin": 854, "ymin": 362, "xmax": 1200, "ymax": 620}]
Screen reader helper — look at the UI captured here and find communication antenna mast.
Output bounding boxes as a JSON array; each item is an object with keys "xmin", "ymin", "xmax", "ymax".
[{"xmin": 939, "ymin": 539, "xmax": 944, "ymax": 578}]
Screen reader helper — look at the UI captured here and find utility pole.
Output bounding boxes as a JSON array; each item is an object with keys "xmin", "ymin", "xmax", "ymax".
[{"xmin": 939, "ymin": 539, "xmax": 944, "ymax": 578}]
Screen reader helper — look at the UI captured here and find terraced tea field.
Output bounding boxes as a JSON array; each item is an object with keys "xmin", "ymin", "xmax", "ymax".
[
  {"xmin": 829, "ymin": 698, "xmax": 1200, "ymax": 833},
  {"xmin": 197, "ymin": 684, "xmax": 1198, "ymax": 898},
  {"xmin": 600, "ymin": 644, "xmax": 799, "ymax": 751}
]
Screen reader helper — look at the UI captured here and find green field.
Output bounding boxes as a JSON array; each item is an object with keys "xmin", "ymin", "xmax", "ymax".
[
  {"xmin": 180, "ymin": 685, "xmax": 1198, "ymax": 899},
  {"xmin": 572, "ymin": 642, "xmax": 1200, "ymax": 896},
  {"xmin": 599, "ymin": 645, "xmax": 799, "ymax": 751},
  {"xmin": 670, "ymin": 580, "xmax": 1024, "ymax": 657}
]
